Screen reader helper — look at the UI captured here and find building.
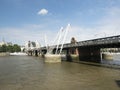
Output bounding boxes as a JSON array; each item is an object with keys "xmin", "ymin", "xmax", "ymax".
[
  {"xmin": 0, "ymin": 41, "xmax": 6, "ymax": 46},
  {"xmin": 25, "ymin": 41, "xmax": 40, "ymax": 51}
]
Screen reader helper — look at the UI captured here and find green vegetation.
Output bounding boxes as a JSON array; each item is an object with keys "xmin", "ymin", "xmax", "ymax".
[{"xmin": 0, "ymin": 44, "xmax": 21, "ymax": 52}]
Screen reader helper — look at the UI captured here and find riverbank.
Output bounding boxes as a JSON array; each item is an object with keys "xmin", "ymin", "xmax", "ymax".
[{"xmin": 0, "ymin": 52, "xmax": 10, "ymax": 56}]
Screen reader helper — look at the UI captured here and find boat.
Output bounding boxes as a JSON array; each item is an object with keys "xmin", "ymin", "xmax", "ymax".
[{"xmin": 10, "ymin": 52, "xmax": 27, "ymax": 56}]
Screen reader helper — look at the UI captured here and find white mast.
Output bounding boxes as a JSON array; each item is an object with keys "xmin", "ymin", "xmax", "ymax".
[
  {"xmin": 59, "ymin": 24, "xmax": 70, "ymax": 54},
  {"xmin": 47, "ymin": 27, "xmax": 63, "ymax": 54},
  {"xmin": 55, "ymin": 27, "xmax": 63, "ymax": 54}
]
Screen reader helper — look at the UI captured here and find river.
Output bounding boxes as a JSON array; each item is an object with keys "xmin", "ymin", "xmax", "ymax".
[{"xmin": 0, "ymin": 56, "xmax": 120, "ymax": 90}]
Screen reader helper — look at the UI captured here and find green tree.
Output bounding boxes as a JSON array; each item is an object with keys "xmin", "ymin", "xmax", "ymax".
[
  {"xmin": 13, "ymin": 44, "xmax": 21, "ymax": 52},
  {"xmin": 0, "ymin": 45, "xmax": 7, "ymax": 52},
  {"xmin": 0, "ymin": 46, "xmax": 2, "ymax": 52},
  {"xmin": 6, "ymin": 45, "xmax": 14, "ymax": 52},
  {"xmin": 0, "ymin": 44, "xmax": 21, "ymax": 52}
]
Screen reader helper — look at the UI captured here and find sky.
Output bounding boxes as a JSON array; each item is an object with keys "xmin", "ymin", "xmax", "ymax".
[{"xmin": 0, "ymin": 0, "xmax": 120, "ymax": 46}]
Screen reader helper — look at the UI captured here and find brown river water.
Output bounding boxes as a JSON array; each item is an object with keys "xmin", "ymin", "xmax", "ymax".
[{"xmin": 0, "ymin": 56, "xmax": 120, "ymax": 90}]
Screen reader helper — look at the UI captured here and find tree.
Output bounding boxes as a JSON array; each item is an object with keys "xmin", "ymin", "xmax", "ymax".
[
  {"xmin": 0, "ymin": 44, "xmax": 21, "ymax": 52},
  {"xmin": 13, "ymin": 44, "xmax": 21, "ymax": 52},
  {"xmin": 1, "ymin": 45, "xmax": 7, "ymax": 52},
  {"xmin": 7, "ymin": 45, "xmax": 14, "ymax": 52}
]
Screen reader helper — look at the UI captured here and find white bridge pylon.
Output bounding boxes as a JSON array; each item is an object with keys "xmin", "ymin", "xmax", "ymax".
[{"xmin": 47, "ymin": 24, "xmax": 71, "ymax": 54}]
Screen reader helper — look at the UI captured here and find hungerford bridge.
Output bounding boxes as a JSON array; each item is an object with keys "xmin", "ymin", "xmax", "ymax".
[{"xmin": 26, "ymin": 35, "xmax": 120, "ymax": 63}]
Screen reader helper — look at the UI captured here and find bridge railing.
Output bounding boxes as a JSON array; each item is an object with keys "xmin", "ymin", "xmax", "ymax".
[
  {"xmin": 41, "ymin": 35, "xmax": 120, "ymax": 49},
  {"xmin": 63, "ymin": 35, "xmax": 120, "ymax": 48}
]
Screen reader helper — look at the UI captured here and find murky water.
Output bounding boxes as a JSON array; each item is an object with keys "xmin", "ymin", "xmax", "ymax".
[{"xmin": 0, "ymin": 56, "xmax": 120, "ymax": 90}]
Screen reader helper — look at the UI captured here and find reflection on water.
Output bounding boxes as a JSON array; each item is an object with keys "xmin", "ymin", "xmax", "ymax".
[
  {"xmin": 0, "ymin": 56, "xmax": 120, "ymax": 90},
  {"xmin": 102, "ymin": 54, "xmax": 120, "ymax": 65}
]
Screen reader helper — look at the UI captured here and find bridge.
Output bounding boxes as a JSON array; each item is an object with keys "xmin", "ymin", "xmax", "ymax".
[
  {"xmin": 63, "ymin": 35, "xmax": 120, "ymax": 48},
  {"xmin": 27, "ymin": 35, "xmax": 120, "ymax": 63}
]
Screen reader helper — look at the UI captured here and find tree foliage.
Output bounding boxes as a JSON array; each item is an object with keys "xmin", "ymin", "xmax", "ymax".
[{"xmin": 0, "ymin": 44, "xmax": 21, "ymax": 52}]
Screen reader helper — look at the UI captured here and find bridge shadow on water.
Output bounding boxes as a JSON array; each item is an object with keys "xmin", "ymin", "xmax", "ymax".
[
  {"xmin": 116, "ymin": 80, "xmax": 120, "ymax": 87},
  {"xmin": 63, "ymin": 54, "xmax": 120, "ymax": 69}
]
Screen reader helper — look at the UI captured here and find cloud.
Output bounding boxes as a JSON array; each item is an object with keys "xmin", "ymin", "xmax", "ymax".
[
  {"xmin": 1, "ymin": 6, "xmax": 120, "ymax": 46},
  {"xmin": 38, "ymin": 8, "xmax": 48, "ymax": 15},
  {"xmin": 65, "ymin": 7, "xmax": 120, "ymax": 42},
  {"xmin": 0, "ymin": 25, "xmax": 57, "ymax": 46},
  {"xmin": 95, "ymin": 7, "xmax": 120, "ymax": 36}
]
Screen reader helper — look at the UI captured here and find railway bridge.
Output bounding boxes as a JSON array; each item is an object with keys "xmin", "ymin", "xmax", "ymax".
[{"xmin": 28, "ymin": 35, "xmax": 120, "ymax": 63}]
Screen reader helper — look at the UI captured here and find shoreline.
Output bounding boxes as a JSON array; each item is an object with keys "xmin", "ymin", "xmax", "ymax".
[{"xmin": 0, "ymin": 52, "xmax": 10, "ymax": 56}]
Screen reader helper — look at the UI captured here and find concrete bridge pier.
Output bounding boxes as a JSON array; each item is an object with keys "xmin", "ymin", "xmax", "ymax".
[
  {"xmin": 64, "ymin": 47, "xmax": 101, "ymax": 63},
  {"xmin": 65, "ymin": 48, "xmax": 72, "ymax": 62},
  {"xmin": 28, "ymin": 50, "xmax": 33, "ymax": 56},
  {"xmin": 64, "ymin": 48, "xmax": 79, "ymax": 62},
  {"xmin": 27, "ymin": 50, "xmax": 39, "ymax": 56},
  {"xmin": 78, "ymin": 47, "xmax": 101, "ymax": 63},
  {"xmin": 35, "ymin": 50, "xmax": 38, "ymax": 56}
]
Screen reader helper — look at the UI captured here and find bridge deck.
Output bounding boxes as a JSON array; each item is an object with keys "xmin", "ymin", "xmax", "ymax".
[{"xmin": 40, "ymin": 35, "xmax": 120, "ymax": 49}]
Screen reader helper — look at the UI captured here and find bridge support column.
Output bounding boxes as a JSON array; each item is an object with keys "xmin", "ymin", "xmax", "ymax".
[
  {"xmin": 35, "ymin": 50, "xmax": 38, "ymax": 56},
  {"xmin": 28, "ymin": 50, "xmax": 33, "ymax": 56},
  {"xmin": 66, "ymin": 48, "xmax": 72, "ymax": 62},
  {"xmin": 65, "ymin": 48, "xmax": 79, "ymax": 62},
  {"xmin": 79, "ymin": 47, "xmax": 101, "ymax": 63}
]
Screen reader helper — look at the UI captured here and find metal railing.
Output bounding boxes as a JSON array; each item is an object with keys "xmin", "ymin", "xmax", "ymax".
[
  {"xmin": 63, "ymin": 35, "xmax": 120, "ymax": 48},
  {"xmin": 41, "ymin": 35, "xmax": 120, "ymax": 49}
]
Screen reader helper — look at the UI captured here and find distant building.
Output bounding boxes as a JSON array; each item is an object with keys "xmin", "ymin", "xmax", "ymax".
[
  {"xmin": 0, "ymin": 41, "xmax": 6, "ymax": 46},
  {"xmin": 6, "ymin": 42, "xmax": 12, "ymax": 46},
  {"xmin": 25, "ymin": 41, "xmax": 40, "ymax": 51},
  {"xmin": 0, "ymin": 38, "xmax": 6, "ymax": 46},
  {"xmin": 0, "ymin": 41, "xmax": 13, "ymax": 46},
  {"xmin": 0, "ymin": 38, "xmax": 12, "ymax": 46}
]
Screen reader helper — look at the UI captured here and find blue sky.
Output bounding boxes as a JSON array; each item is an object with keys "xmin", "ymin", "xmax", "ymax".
[{"xmin": 0, "ymin": 0, "xmax": 120, "ymax": 46}]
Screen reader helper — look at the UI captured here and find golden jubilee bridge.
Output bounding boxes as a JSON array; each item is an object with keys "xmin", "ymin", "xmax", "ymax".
[{"xmin": 27, "ymin": 35, "xmax": 120, "ymax": 64}]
